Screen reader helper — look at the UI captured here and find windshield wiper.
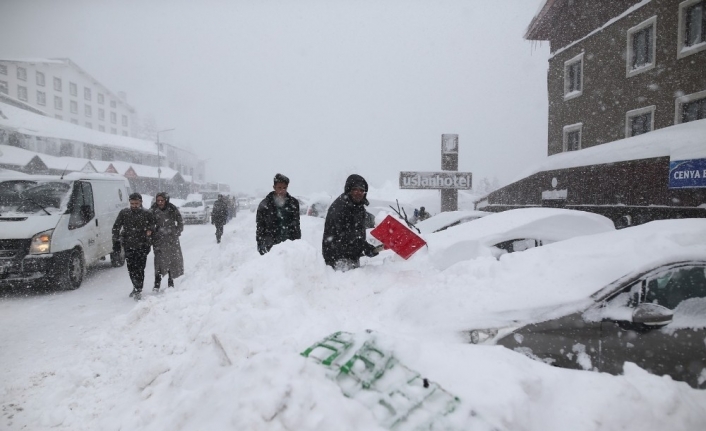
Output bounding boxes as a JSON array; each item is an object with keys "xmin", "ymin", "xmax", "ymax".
[{"xmin": 20, "ymin": 196, "xmax": 52, "ymax": 215}]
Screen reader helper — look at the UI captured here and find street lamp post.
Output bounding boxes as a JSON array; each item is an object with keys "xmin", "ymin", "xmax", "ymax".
[{"xmin": 156, "ymin": 128, "xmax": 175, "ymax": 193}]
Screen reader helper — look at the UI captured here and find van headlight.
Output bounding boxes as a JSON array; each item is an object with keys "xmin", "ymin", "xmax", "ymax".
[{"xmin": 30, "ymin": 229, "xmax": 53, "ymax": 254}]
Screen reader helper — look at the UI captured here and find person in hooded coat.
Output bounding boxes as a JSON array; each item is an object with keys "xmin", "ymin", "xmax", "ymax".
[
  {"xmin": 322, "ymin": 174, "xmax": 380, "ymax": 270},
  {"xmin": 150, "ymin": 192, "xmax": 184, "ymax": 291},
  {"xmin": 256, "ymin": 173, "xmax": 301, "ymax": 254},
  {"xmin": 211, "ymin": 194, "xmax": 229, "ymax": 243}
]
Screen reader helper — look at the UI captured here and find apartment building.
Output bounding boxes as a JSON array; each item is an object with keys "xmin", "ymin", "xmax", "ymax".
[
  {"xmin": 525, "ymin": 0, "xmax": 706, "ymax": 155},
  {"xmin": 0, "ymin": 58, "xmax": 135, "ymax": 137}
]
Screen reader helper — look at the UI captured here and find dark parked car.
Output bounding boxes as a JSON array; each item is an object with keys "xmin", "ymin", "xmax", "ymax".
[{"xmin": 467, "ymin": 219, "xmax": 706, "ymax": 389}]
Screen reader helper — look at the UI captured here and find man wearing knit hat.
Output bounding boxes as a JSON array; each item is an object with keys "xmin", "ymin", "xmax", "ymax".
[
  {"xmin": 322, "ymin": 174, "xmax": 382, "ymax": 270},
  {"xmin": 256, "ymin": 173, "xmax": 301, "ymax": 254}
]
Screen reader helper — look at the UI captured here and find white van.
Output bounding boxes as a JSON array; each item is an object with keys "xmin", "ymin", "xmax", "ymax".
[{"xmin": 0, "ymin": 173, "xmax": 130, "ymax": 290}]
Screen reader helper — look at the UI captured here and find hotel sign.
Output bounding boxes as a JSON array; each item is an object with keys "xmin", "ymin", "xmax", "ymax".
[
  {"xmin": 399, "ymin": 171, "xmax": 472, "ymax": 190},
  {"xmin": 669, "ymin": 158, "xmax": 706, "ymax": 189}
]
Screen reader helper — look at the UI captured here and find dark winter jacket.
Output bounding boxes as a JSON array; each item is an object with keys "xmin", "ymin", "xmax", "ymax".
[
  {"xmin": 211, "ymin": 198, "xmax": 229, "ymax": 225},
  {"xmin": 112, "ymin": 207, "xmax": 156, "ymax": 251},
  {"xmin": 256, "ymin": 192, "xmax": 301, "ymax": 254},
  {"xmin": 322, "ymin": 174, "xmax": 377, "ymax": 267},
  {"xmin": 150, "ymin": 202, "xmax": 184, "ymax": 278}
]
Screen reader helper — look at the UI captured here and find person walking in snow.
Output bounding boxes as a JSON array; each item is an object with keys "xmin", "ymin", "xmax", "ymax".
[
  {"xmin": 112, "ymin": 193, "xmax": 156, "ymax": 300},
  {"xmin": 211, "ymin": 194, "xmax": 229, "ymax": 243},
  {"xmin": 150, "ymin": 192, "xmax": 184, "ymax": 291},
  {"xmin": 256, "ymin": 173, "xmax": 301, "ymax": 255},
  {"xmin": 322, "ymin": 174, "xmax": 381, "ymax": 270}
]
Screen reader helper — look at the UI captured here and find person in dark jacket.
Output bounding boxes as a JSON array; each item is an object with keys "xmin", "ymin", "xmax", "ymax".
[
  {"xmin": 322, "ymin": 174, "xmax": 381, "ymax": 270},
  {"xmin": 256, "ymin": 173, "xmax": 301, "ymax": 254},
  {"xmin": 112, "ymin": 193, "xmax": 156, "ymax": 300},
  {"xmin": 211, "ymin": 194, "xmax": 228, "ymax": 243},
  {"xmin": 150, "ymin": 192, "xmax": 184, "ymax": 291}
]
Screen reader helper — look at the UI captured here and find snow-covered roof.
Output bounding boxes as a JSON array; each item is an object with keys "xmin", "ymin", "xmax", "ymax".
[
  {"xmin": 0, "ymin": 144, "xmax": 39, "ymax": 166},
  {"xmin": 128, "ymin": 164, "xmax": 181, "ymax": 180},
  {"xmin": 515, "ymin": 119, "xmax": 706, "ymax": 182},
  {"xmin": 0, "ymin": 101, "xmax": 157, "ymax": 156},
  {"xmin": 36, "ymin": 153, "xmax": 96, "ymax": 172}
]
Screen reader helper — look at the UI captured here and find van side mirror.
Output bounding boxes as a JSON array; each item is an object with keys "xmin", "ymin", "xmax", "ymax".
[{"xmin": 632, "ymin": 303, "xmax": 673, "ymax": 326}]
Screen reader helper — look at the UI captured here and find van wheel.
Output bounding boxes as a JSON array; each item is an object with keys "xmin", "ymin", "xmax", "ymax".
[
  {"xmin": 59, "ymin": 248, "xmax": 84, "ymax": 290},
  {"xmin": 110, "ymin": 247, "xmax": 125, "ymax": 267}
]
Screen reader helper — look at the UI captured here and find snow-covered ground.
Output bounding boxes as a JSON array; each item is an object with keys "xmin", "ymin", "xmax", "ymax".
[{"xmin": 1, "ymin": 211, "xmax": 706, "ymax": 431}]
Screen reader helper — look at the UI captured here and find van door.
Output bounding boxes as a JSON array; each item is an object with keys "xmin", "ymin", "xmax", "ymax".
[{"xmin": 68, "ymin": 181, "xmax": 99, "ymax": 263}]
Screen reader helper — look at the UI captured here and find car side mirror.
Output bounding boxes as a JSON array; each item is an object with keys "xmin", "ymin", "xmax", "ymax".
[{"xmin": 632, "ymin": 303, "xmax": 673, "ymax": 326}]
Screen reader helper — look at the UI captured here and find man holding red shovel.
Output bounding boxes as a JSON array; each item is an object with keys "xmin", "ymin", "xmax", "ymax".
[{"xmin": 322, "ymin": 174, "xmax": 383, "ymax": 271}]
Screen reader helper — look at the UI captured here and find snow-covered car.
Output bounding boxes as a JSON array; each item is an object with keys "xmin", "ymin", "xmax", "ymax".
[
  {"xmin": 304, "ymin": 193, "xmax": 333, "ymax": 218},
  {"xmin": 414, "ymin": 210, "xmax": 491, "ymax": 234},
  {"xmin": 180, "ymin": 200, "xmax": 211, "ymax": 224},
  {"xmin": 464, "ymin": 218, "xmax": 706, "ymax": 389},
  {"xmin": 424, "ymin": 207, "xmax": 616, "ymax": 270}
]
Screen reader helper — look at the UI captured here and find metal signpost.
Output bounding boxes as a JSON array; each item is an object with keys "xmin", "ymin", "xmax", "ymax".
[{"xmin": 399, "ymin": 134, "xmax": 471, "ymax": 212}]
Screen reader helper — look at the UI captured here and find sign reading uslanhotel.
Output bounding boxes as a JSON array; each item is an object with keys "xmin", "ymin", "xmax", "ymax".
[{"xmin": 399, "ymin": 171, "xmax": 472, "ymax": 190}]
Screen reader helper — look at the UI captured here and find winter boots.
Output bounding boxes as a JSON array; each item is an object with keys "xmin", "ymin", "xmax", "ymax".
[{"xmin": 129, "ymin": 289, "xmax": 142, "ymax": 301}]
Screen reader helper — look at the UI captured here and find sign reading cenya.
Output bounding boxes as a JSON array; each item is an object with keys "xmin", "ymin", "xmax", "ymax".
[
  {"xmin": 669, "ymin": 158, "xmax": 706, "ymax": 189},
  {"xmin": 399, "ymin": 171, "xmax": 472, "ymax": 190}
]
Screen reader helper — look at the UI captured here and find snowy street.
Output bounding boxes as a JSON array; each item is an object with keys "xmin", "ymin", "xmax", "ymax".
[{"xmin": 2, "ymin": 210, "xmax": 706, "ymax": 431}]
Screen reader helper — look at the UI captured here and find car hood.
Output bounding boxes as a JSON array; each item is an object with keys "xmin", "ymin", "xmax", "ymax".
[{"xmin": 0, "ymin": 214, "xmax": 61, "ymax": 239}]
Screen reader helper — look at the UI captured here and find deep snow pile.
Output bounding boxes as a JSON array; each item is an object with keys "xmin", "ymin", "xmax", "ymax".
[{"xmin": 4, "ymin": 212, "xmax": 706, "ymax": 431}]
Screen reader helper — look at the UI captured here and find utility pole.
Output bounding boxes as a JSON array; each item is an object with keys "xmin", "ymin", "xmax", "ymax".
[{"xmin": 156, "ymin": 128, "xmax": 175, "ymax": 193}]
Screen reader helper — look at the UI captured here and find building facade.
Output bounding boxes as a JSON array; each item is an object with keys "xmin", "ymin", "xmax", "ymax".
[
  {"xmin": 526, "ymin": 0, "xmax": 706, "ymax": 155},
  {"xmin": 0, "ymin": 58, "xmax": 136, "ymax": 137}
]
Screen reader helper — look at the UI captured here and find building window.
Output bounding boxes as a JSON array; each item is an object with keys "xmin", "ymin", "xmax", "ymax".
[
  {"xmin": 678, "ymin": 0, "xmax": 706, "ymax": 58},
  {"xmin": 110, "ymin": 112, "xmax": 117, "ymax": 124},
  {"xmin": 55, "ymin": 114, "xmax": 62, "ymax": 120},
  {"xmin": 17, "ymin": 67, "xmax": 27, "ymax": 81},
  {"xmin": 37, "ymin": 91, "xmax": 46, "ymax": 106},
  {"xmin": 122, "ymin": 115, "xmax": 128, "ymax": 127},
  {"xmin": 54, "ymin": 95, "xmax": 63, "ymax": 110},
  {"xmin": 85, "ymin": 105, "xmax": 92, "ymax": 117},
  {"xmin": 627, "ymin": 16, "xmax": 657, "ymax": 77},
  {"xmin": 111, "ymin": 127, "xmax": 117, "ymax": 134},
  {"xmin": 17, "ymin": 85, "xmax": 28, "ymax": 101},
  {"xmin": 36, "ymin": 71, "xmax": 45, "ymax": 87},
  {"xmin": 70, "ymin": 82, "xmax": 77, "ymax": 96},
  {"xmin": 563, "ymin": 52, "xmax": 584, "ymax": 100},
  {"xmin": 0, "ymin": 64, "xmax": 6, "ymax": 75},
  {"xmin": 85, "ymin": 122, "xmax": 92, "ymax": 129},
  {"xmin": 70, "ymin": 100, "xmax": 78, "ymax": 114},
  {"xmin": 562, "ymin": 123, "xmax": 583, "ymax": 152},
  {"xmin": 675, "ymin": 89, "xmax": 706, "ymax": 123},
  {"xmin": 98, "ymin": 108, "xmax": 105, "ymax": 120},
  {"xmin": 84, "ymin": 87, "xmax": 91, "ymax": 101},
  {"xmin": 97, "ymin": 93, "xmax": 104, "ymax": 104},
  {"xmin": 0, "ymin": 80, "xmax": 7, "ymax": 95},
  {"xmin": 99, "ymin": 125, "xmax": 105, "ymax": 132},
  {"xmin": 625, "ymin": 106, "xmax": 655, "ymax": 137},
  {"xmin": 110, "ymin": 100, "xmax": 117, "ymax": 108},
  {"xmin": 53, "ymin": 77, "xmax": 62, "ymax": 92},
  {"xmin": 71, "ymin": 119, "xmax": 79, "ymax": 125}
]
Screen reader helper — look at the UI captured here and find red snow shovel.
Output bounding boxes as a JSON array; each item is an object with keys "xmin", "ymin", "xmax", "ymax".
[{"xmin": 370, "ymin": 215, "xmax": 427, "ymax": 260}]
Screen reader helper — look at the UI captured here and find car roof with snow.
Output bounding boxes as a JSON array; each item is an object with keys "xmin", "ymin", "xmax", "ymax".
[{"xmin": 414, "ymin": 210, "xmax": 491, "ymax": 234}]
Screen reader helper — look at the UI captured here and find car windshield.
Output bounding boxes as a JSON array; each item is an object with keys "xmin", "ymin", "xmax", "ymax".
[
  {"xmin": 183, "ymin": 201, "xmax": 203, "ymax": 208},
  {"xmin": 0, "ymin": 180, "xmax": 71, "ymax": 215}
]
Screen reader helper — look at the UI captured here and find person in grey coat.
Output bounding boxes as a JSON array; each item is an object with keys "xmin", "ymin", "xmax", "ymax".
[{"xmin": 150, "ymin": 192, "xmax": 184, "ymax": 291}]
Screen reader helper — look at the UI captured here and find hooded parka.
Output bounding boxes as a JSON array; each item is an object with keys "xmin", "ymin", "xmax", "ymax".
[{"xmin": 322, "ymin": 174, "xmax": 377, "ymax": 268}]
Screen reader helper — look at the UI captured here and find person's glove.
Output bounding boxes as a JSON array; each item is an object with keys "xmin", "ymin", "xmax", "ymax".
[{"xmin": 364, "ymin": 244, "xmax": 385, "ymax": 258}]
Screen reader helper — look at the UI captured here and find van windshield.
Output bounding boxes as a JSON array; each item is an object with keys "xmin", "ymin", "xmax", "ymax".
[{"xmin": 0, "ymin": 180, "xmax": 72, "ymax": 216}]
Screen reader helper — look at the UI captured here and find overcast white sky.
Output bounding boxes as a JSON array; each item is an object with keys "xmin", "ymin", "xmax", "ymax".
[{"xmin": 0, "ymin": 0, "xmax": 549, "ymax": 196}]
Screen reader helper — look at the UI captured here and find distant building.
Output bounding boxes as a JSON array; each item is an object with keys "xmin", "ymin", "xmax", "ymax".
[
  {"xmin": 0, "ymin": 58, "xmax": 136, "ymax": 137},
  {"xmin": 525, "ymin": 0, "xmax": 706, "ymax": 155}
]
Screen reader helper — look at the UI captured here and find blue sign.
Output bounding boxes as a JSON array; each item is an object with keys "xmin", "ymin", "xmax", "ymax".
[{"xmin": 669, "ymin": 158, "xmax": 706, "ymax": 189}]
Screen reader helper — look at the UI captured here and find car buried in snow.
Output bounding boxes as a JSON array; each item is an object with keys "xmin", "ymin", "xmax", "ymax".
[
  {"xmin": 464, "ymin": 218, "xmax": 706, "ymax": 389},
  {"xmin": 422, "ymin": 207, "xmax": 616, "ymax": 270}
]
